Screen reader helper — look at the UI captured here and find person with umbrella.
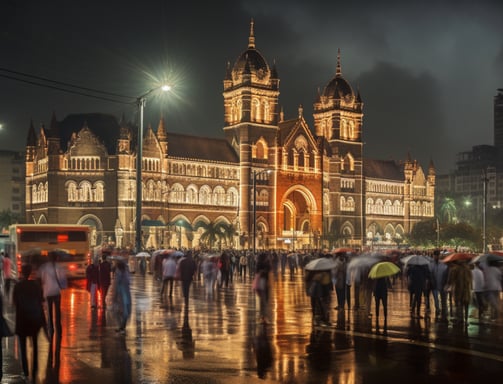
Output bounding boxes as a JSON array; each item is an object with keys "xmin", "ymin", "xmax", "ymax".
[
  {"xmin": 368, "ymin": 261, "xmax": 400, "ymax": 329},
  {"xmin": 447, "ymin": 260, "xmax": 472, "ymax": 324},
  {"xmin": 406, "ymin": 259, "xmax": 430, "ymax": 319}
]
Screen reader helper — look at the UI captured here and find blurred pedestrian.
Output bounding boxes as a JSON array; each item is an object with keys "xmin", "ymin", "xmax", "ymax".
[
  {"xmin": 177, "ymin": 251, "xmax": 197, "ymax": 307},
  {"xmin": 13, "ymin": 264, "xmax": 47, "ymax": 381},
  {"xmin": 334, "ymin": 255, "xmax": 348, "ymax": 310},
  {"xmin": 255, "ymin": 252, "xmax": 271, "ymax": 322},
  {"xmin": 406, "ymin": 264, "xmax": 429, "ymax": 318},
  {"xmin": 201, "ymin": 256, "xmax": 217, "ymax": 297},
  {"xmin": 160, "ymin": 255, "xmax": 177, "ymax": 297},
  {"xmin": 482, "ymin": 260, "xmax": 502, "ymax": 321},
  {"xmin": 471, "ymin": 261, "xmax": 486, "ymax": 320},
  {"xmin": 99, "ymin": 254, "xmax": 112, "ymax": 308},
  {"xmin": 39, "ymin": 251, "xmax": 67, "ymax": 341},
  {"xmin": 2, "ymin": 252, "xmax": 13, "ymax": 298},
  {"xmin": 430, "ymin": 250, "xmax": 449, "ymax": 320},
  {"xmin": 112, "ymin": 260, "xmax": 131, "ymax": 334},
  {"xmin": 447, "ymin": 261, "xmax": 472, "ymax": 324},
  {"xmin": 86, "ymin": 258, "xmax": 99, "ymax": 309},
  {"xmin": 239, "ymin": 253, "xmax": 248, "ymax": 280},
  {"xmin": 373, "ymin": 276, "xmax": 392, "ymax": 329}
]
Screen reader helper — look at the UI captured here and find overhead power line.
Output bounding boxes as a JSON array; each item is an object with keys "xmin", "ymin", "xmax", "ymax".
[{"xmin": 0, "ymin": 67, "xmax": 135, "ymax": 105}]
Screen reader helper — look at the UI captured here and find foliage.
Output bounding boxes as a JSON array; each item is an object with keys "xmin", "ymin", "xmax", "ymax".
[
  {"xmin": 0, "ymin": 210, "xmax": 23, "ymax": 232},
  {"xmin": 195, "ymin": 221, "xmax": 226, "ymax": 250},
  {"xmin": 440, "ymin": 222, "xmax": 480, "ymax": 250},
  {"xmin": 408, "ymin": 219, "xmax": 437, "ymax": 247},
  {"xmin": 439, "ymin": 197, "xmax": 457, "ymax": 224}
]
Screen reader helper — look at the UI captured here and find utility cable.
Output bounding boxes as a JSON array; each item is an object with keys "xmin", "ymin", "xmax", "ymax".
[{"xmin": 0, "ymin": 68, "xmax": 135, "ymax": 105}]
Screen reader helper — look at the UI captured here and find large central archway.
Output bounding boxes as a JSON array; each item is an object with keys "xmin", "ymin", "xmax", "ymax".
[{"xmin": 280, "ymin": 186, "xmax": 319, "ymax": 250}]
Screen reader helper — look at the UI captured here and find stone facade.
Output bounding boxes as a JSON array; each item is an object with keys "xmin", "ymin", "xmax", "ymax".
[{"xmin": 24, "ymin": 22, "xmax": 435, "ymax": 251}]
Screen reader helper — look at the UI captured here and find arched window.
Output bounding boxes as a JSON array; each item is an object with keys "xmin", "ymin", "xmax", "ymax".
[
  {"xmin": 199, "ymin": 186, "xmax": 211, "ymax": 205},
  {"xmin": 80, "ymin": 181, "xmax": 93, "ymax": 202},
  {"xmin": 213, "ymin": 186, "xmax": 226, "ymax": 205},
  {"xmin": 186, "ymin": 185, "xmax": 198, "ymax": 204},
  {"xmin": 228, "ymin": 187, "xmax": 238, "ymax": 206},
  {"xmin": 66, "ymin": 181, "xmax": 78, "ymax": 202},
  {"xmin": 252, "ymin": 98, "xmax": 260, "ymax": 121},
  {"xmin": 94, "ymin": 181, "xmax": 104, "ymax": 202}
]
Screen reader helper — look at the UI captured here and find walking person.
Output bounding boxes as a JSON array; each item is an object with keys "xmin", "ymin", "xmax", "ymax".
[
  {"xmin": 254, "ymin": 252, "xmax": 271, "ymax": 323},
  {"xmin": 39, "ymin": 251, "xmax": 67, "ymax": 341},
  {"xmin": 98, "ymin": 254, "xmax": 112, "ymax": 308},
  {"xmin": 334, "ymin": 256, "xmax": 348, "ymax": 310},
  {"xmin": 482, "ymin": 260, "xmax": 502, "ymax": 321},
  {"xmin": 407, "ymin": 263, "xmax": 429, "ymax": 318},
  {"xmin": 430, "ymin": 250, "xmax": 449, "ymax": 321},
  {"xmin": 447, "ymin": 260, "xmax": 472, "ymax": 324},
  {"xmin": 239, "ymin": 253, "xmax": 248, "ymax": 280},
  {"xmin": 471, "ymin": 261, "xmax": 486, "ymax": 321},
  {"xmin": 2, "ymin": 252, "xmax": 13, "ymax": 299},
  {"xmin": 13, "ymin": 263, "xmax": 47, "ymax": 382},
  {"xmin": 160, "ymin": 255, "xmax": 177, "ymax": 297},
  {"xmin": 112, "ymin": 259, "xmax": 131, "ymax": 334},
  {"xmin": 177, "ymin": 251, "xmax": 197, "ymax": 307},
  {"xmin": 86, "ymin": 258, "xmax": 99, "ymax": 309},
  {"xmin": 373, "ymin": 276, "xmax": 392, "ymax": 329}
]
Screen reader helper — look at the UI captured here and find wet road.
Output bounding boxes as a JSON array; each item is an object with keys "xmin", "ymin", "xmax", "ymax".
[{"xmin": 2, "ymin": 270, "xmax": 503, "ymax": 383}]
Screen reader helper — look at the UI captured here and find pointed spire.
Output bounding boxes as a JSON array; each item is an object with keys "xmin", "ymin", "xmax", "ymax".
[
  {"xmin": 157, "ymin": 116, "xmax": 167, "ymax": 141},
  {"xmin": 49, "ymin": 111, "xmax": 59, "ymax": 137},
  {"xmin": 298, "ymin": 104, "xmax": 303, "ymax": 118},
  {"xmin": 280, "ymin": 106, "xmax": 284, "ymax": 122},
  {"xmin": 428, "ymin": 158, "xmax": 436, "ymax": 175},
  {"xmin": 225, "ymin": 61, "xmax": 232, "ymax": 80},
  {"xmin": 26, "ymin": 119, "xmax": 37, "ymax": 146},
  {"xmin": 248, "ymin": 18, "xmax": 255, "ymax": 49},
  {"xmin": 336, "ymin": 48, "xmax": 342, "ymax": 76},
  {"xmin": 271, "ymin": 59, "xmax": 278, "ymax": 78}
]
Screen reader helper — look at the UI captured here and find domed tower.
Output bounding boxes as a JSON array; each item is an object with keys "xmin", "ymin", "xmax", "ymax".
[
  {"xmin": 223, "ymin": 19, "xmax": 280, "ymax": 247},
  {"xmin": 315, "ymin": 50, "xmax": 364, "ymax": 247}
]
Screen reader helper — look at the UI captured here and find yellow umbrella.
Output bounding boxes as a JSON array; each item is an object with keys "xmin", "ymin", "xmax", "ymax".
[{"xmin": 368, "ymin": 261, "xmax": 400, "ymax": 279}]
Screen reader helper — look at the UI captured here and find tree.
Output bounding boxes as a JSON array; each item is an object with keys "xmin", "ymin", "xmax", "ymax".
[
  {"xmin": 195, "ymin": 221, "xmax": 225, "ymax": 250},
  {"xmin": 0, "ymin": 209, "xmax": 22, "ymax": 233},
  {"xmin": 439, "ymin": 197, "xmax": 457, "ymax": 224},
  {"xmin": 440, "ymin": 222, "xmax": 480, "ymax": 250},
  {"xmin": 219, "ymin": 222, "xmax": 238, "ymax": 249},
  {"xmin": 408, "ymin": 219, "xmax": 437, "ymax": 247}
]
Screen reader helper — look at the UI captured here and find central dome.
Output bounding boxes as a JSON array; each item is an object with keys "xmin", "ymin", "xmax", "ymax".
[
  {"xmin": 231, "ymin": 20, "xmax": 271, "ymax": 83},
  {"xmin": 321, "ymin": 50, "xmax": 354, "ymax": 101},
  {"xmin": 322, "ymin": 75, "xmax": 354, "ymax": 100}
]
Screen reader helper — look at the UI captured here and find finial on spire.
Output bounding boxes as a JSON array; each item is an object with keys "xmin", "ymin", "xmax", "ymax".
[
  {"xmin": 298, "ymin": 104, "xmax": 303, "ymax": 118},
  {"xmin": 336, "ymin": 48, "xmax": 342, "ymax": 76},
  {"xmin": 248, "ymin": 18, "xmax": 255, "ymax": 49}
]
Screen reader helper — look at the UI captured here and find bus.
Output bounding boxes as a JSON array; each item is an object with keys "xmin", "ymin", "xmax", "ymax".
[{"xmin": 5, "ymin": 224, "xmax": 91, "ymax": 280}]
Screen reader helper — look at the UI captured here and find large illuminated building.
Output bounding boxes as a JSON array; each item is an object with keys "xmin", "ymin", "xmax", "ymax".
[{"xmin": 24, "ymin": 22, "xmax": 435, "ymax": 251}]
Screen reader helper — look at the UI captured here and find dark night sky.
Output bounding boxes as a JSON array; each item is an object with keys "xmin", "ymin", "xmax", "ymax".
[{"xmin": 1, "ymin": 0, "xmax": 502, "ymax": 174}]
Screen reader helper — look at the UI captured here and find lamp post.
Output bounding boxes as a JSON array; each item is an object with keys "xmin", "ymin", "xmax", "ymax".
[
  {"xmin": 482, "ymin": 169, "xmax": 489, "ymax": 253},
  {"xmin": 135, "ymin": 85, "xmax": 171, "ymax": 253},
  {"xmin": 252, "ymin": 169, "xmax": 271, "ymax": 256},
  {"xmin": 178, "ymin": 220, "xmax": 182, "ymax": 249}
]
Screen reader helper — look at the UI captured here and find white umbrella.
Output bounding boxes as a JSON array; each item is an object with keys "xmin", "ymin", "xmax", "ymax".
[
  {"xmin": 135, "ymin": 251, "xmax": 151, "ymax": 258},
  {"xmin": 400, "ymin": 254, "xmax": 430, "ymax": 266},
  {"xmin": 305, "ymin": 257, "xmax": 338, "ymax": 271}
]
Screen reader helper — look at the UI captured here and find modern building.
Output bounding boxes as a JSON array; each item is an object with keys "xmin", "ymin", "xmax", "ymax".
[
  {"xmin": 437, "ymin": 89, "xmax": 503, "ymax": 227},
  {"xmin": 23, "ymin": 22, "xmax": 435, "ymax": 251}
]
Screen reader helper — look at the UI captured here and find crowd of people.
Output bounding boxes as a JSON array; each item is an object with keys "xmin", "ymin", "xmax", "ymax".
[{"xmin": 1, "ymin": 244, "xmax": 502, "ymax": 380}]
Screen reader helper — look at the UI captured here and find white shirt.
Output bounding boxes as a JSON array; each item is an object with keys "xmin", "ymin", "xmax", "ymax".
[
  {"xmin": 472, "ymin": 267, "xmax": 485, "ymax": 292},
  {"xmin": 162, "ymin": 258, "xmax": 177, "ymax": 278},
  {"xmin": 39, "ymin": 261, "xmax": 67, "ymax": 297}
]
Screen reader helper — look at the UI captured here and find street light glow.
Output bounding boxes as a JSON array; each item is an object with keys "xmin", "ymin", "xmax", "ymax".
[{"xmin": 134, "ymin": 84, "xmax": 172, "ymax": 253}]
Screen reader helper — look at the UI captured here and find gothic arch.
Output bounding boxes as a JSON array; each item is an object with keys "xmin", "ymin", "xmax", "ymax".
[{"xmin": 78, "ymin": 214, "xmax": 103, "ymax": 247}]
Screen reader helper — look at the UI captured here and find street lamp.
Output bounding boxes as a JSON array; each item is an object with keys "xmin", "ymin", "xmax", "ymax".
[
  {"xmin": 252, "ymin": 169, "xmax": 271, "ymax": 256},
  {"xmin": 135, "ymin": 85, "xmax": 171, "ymax": 253}
]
